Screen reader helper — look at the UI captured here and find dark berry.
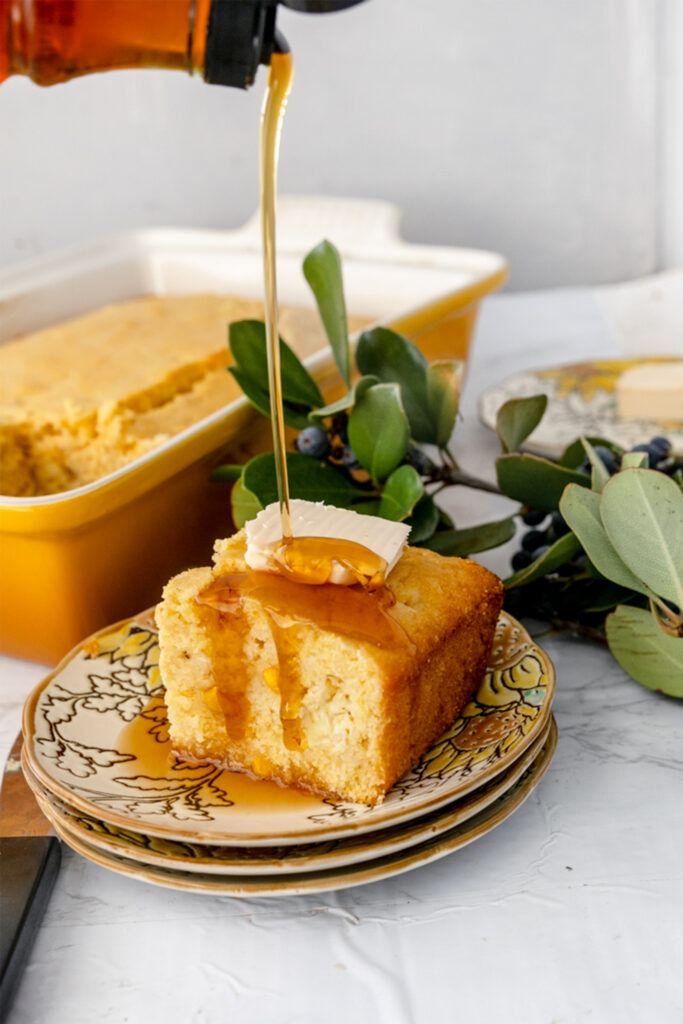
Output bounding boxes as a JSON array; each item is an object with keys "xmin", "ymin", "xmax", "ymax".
[
  {"xmin": 521, "ymin": 529, "xmax": 547, "ymax": 552},
  {"xmin": 405, "ymin": 446, "xmax": 434, "ymax": 476},
  {"xmin": 550, "ymin": 510, "xmax": 570, "ymax": 537},
  {"xmin": 521, "ymin": 507, "xmax": 547, "ymax": 527},
  {"xmin": 593, "ymin": 446, "xmax": 618, "ymax": 474},
  {"xmin": 529, "ymin": 544, "xmax": 550, "ymax": 561},
  {"xmin": 511, "ymin": 550, "xmax": 534, "ymax": 571},
  {"xmin": 503, "ymin": 588, "xmax": 528, "ymax": 617},
  {"xmin": 342, "ymin": 445, "xmax": 360, "ymax": 469},
  {"xmin": 649, "ymin": 436, "xmax": 672, "ymax": 460},
  {"xmin": 295, "ymin": 425, "xmax": 329, "ymax": 458},
  {"xmin": 577, "ymin": 458, "xmax": 592, "ymax": 475}
]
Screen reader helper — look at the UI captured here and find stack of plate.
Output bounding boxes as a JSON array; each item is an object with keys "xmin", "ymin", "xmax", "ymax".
[{"xmin": 21, "ymin": 610, "xmax": 557, "ymax": 897}]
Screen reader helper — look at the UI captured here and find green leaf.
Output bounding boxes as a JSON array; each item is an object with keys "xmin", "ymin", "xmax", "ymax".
[
  {"xmin": 601, "ymin": 469, "xmax": 683, "ymax": 609},
  {"xmin": 424, "ymin": 515, "xmax": 517, "ymax": 557},
  {"xmin": 496, "ymin": 453, "xmax": 591, "ymax": 511},
  {"xmin": 496, "ymin": 394, "xmax": 548, "ymax": 454},
  {"xmin": 229, "ymin": 320, "xmax": 323, "ymax": 408},
  {"xmin": 231, "ymin": 477, "xmax": 263, "ymax": 528},
  {"xmin": 578, "ymin": 580, "xmax": 636, "ymax": 614},
  {"xmin": 406, "ymin": 495, "xmax": 441, "ymax": 544},
  {"xmin": 378, "ymin": 465, "xmax": 424, "ymax": 522},
  {"xmin": 426, "ymin": 361, "xmax": 464, "ymax": 448},
  {"xmin": 560, "ymin": 436, "xmax": 621, "ymax": 469},
  {"xmin": 621, "ymin": 451, "xmax": 649, "ymax": 469},
  {"xmin": 606, "ymin": 605, "xmax": 683, "ymax": 697},
  {"xmin": 308, "ymin": 375, "xmax": 378, "ymax": 421},
  {"xmin": 209, "ymin": 464, "xmax": 243, "ymax": 482},
  {"xmin": 303, "ymin": 240, "xmax": 351, "ymax": 388},
  {"xmin": 559, "ymin": 485, "xmax": 650, "ymax": 595},
  {"xmin": 228, "ymin": 367, "xmax": 310, "ymax": 430},
  {"xmin": 504, "ymin": 531, "xmax": 581, "ymax": 588},
  {"xmin": 355, "ymin": 327, "xmax": 435, "ymax": 443},
  {"xmin": 582, "ymin": 438, "xmax": 611, "ymax": 492},
  {"xmin": 242, "ymin": 452, "xmax": 359, "ymax": 509},
  {"xmin": 348, "ymin": 382, "xmax": 411, "ymax": 484},
  {"xmin": 352, "ymin": 500, "xmax": 383, "ymax": 517}
]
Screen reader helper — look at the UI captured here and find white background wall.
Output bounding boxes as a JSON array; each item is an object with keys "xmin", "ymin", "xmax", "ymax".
[{"xmin": 0, "ymin": 0, "xmax": 680, "ymax": 289}]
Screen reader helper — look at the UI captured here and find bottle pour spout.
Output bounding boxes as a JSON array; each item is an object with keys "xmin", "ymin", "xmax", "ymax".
[{"xmin": 204, "ymin": 0, "xmax": 366, "ymax": 88}]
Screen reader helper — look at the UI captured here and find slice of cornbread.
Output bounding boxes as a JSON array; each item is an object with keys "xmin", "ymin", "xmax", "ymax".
[
  {"xmin": 156, "ymin": 531, "xmax": 504, "ymax": 805},
  {"xmin": 0, "ymin": 294, "xmax": 370, "ymax": 496}
]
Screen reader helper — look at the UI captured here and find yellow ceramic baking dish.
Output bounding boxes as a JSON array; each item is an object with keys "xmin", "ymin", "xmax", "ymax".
[{"xmin": 0, "ymin": 198, "xmax": 506, "ymax": 663}]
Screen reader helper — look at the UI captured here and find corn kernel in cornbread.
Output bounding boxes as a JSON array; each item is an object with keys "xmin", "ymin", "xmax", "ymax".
[{"xmin": 156, "ymin": 531, "xmax": 504, "ymax": 805}]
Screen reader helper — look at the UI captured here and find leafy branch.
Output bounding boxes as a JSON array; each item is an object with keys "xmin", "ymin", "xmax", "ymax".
[{"xmin": 212, "ymin": 239, "xmax": 683, "ymax": 697}]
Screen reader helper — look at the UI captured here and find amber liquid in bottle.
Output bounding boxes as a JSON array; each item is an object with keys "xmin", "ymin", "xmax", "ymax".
[{"xmin": 0, "ymin": 0, "xmax": 213, "ymax": 84}]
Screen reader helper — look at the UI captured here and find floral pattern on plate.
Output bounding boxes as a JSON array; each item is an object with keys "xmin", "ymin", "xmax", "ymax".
[
  {"xmin": 24, "ymin": 611, "xmax": 555, "ymax": 845},
  {"xmin": 479, "ymin": 358, "xmax": 683, "ymax": 459},
  {"xmin": 38, "ymin": 726, "xmax": 557, "ymax": 897},
  {"xmin": 23, "ymin": 717, "xmax": 554, "ymax": 875}
]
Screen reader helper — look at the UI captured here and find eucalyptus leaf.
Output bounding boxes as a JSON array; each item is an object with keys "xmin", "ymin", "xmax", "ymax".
[
  {"xmin": 496, "ymin": 394, "xmax": 548, "ymax": 454},
  {"xmin": 348, "ymin": 382, "xmax": 411, "ymax": 483},
  {"xmin": 231, "ymin": 477, "xmax": 263, "ymax": 528},
  {"xmin": 303, "ymin": 240, "xmax": 351, "ymax": 388},
  {"xmin": 559, "ymin": 485, "xmax": 650, "ymax": 596},
  {"xmin": 243, "ymin": 452, "xmax": 360, "ymax": 509},
  {"xmin": 560, "ymin": 436, "xmax": 621, "ymax": 469},
  {"xmin": 229, "ymin": 367, "xmax": 310, "ymax": 430},
  {"xmin": 621, "ymin": 451, "xmax": 649, "ymax": 470},
  {"xmin": 582, "ymin": 438, "xmax": 611, "ymax": 492},
  {"xmin": 601, "ymin": 469, "xmax": 683, "ymax": 609},
  {"xmin": 406, "ymin": 495, "xmax": 441, "ymax": 544},
  {"xmin": 378, "ymin": 465, "xmax": 424, "ymax": 522},
  {"xmin": 209, "ymin": 464, "xmax": 243, "ymax": 482},
  {"xmin": 355, "ymin": 327, "xmax": 435, "ymax": 443},
  {"xmin": 426, "ymin": 361, "xmax": 464, "ymax": 448},
  {"xmin": 504, "ymin": 531, "xmax": 581, "ymax": 588},
  {"xmin": 424, "ymin": 515, "xmax": 517, "ymax": 557},
  {"xmin": 308, "ymin": 375, "xmax": 378, "ymax": 422},
  {"xmin": 496, "ymin": 453, "xmax": 591, "ymax": 511},
  {"xmin": 352, "ymin": 500, "xmax": 383, "ymax": 517},
  {"xmin": 229, "ymin": 320, "xmax": 323, "ymax": 408},
  {"xmin": 605, "ymin": 604, "xmax": 683, "ymax": 696}
]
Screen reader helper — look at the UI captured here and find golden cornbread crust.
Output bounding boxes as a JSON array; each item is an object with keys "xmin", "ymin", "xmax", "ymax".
[
  {"xmin": 157, "ymin": 532, "xmax": 504, "ymax": 805},
  {"xmin": 1, "ymin": 294, "xmax": 369, "ymax": 496}
]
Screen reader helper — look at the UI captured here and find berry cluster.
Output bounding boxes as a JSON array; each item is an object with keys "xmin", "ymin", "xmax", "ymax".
[
  {"xmin": 295, "ymin": 423, "xmax": 437, "ymax": 482},
  {"xmin": 505, "ymin": 436, "xmax": 681, "ymax": 622}
]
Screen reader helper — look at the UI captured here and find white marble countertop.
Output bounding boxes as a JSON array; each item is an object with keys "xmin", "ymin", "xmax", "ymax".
[{"xmin": 1, "ymin": 275, "xmax": 682, "ymax": 1024}]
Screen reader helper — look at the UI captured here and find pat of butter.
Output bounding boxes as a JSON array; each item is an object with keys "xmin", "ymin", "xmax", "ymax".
[
  {"xmin": 616, "ymin": 361, "xmax": 683, "ymax": 422},
  {"xmin": 245, "ymin": 499, "xmax": 410, "ymax": 584}
]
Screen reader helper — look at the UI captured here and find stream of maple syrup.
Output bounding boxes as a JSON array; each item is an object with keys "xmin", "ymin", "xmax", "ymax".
[
  {"xmin": 260, "ymin": 46, "xmax": 294, "ymax": 542},
  {"xmin": 191, "ymin": 48, "xmax": 412, "ymax": 753}
]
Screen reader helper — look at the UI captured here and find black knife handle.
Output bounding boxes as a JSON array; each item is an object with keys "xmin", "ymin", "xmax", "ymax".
[{"xmin": 0, "ymin": 836, "xmax": 61, "ymax": 1023}]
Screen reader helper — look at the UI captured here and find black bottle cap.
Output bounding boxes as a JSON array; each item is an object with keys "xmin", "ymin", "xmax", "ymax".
[{"xmin": 203, "ymin": 0, "xmax": 366, "ymax": 88}]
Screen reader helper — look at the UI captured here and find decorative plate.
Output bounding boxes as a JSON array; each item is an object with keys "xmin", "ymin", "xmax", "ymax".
[
  {"xmin": 479, "ymin": 358, "xmax": 683, "ymax": 459},
  {"xmin": 23, "ymin": 610, "xmax": 555, "ymax": 846},
  {"xmin": 23, "ymin": 717, "xmax": 554, "ymax": 875},
  {"xmin": 40, "ymin": 725, "xmax": 556, "ymax": 897}
]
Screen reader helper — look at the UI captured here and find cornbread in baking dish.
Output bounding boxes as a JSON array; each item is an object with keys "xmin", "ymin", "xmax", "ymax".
[
  {"xmin": 0, "ymin": 294, "xmax": 363, "ymax": 497},
  {"xmin": 156, "ymin": 531, "xmax": 504, "ymax": 806}
]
